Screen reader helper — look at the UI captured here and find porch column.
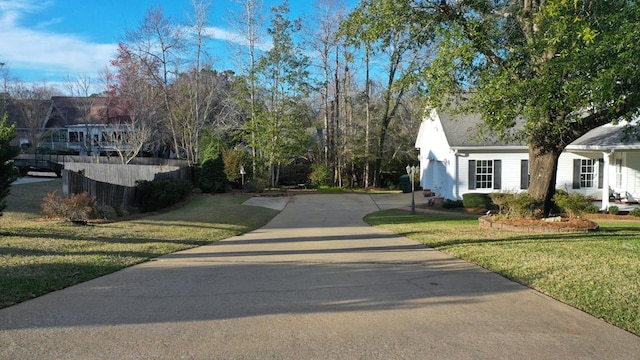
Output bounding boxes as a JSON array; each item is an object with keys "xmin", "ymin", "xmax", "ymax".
[{"xmin": 601, "ymin": 151, "xmax": 612, "ymax": 211}]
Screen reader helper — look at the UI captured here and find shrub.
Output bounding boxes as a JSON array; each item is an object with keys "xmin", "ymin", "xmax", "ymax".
[
  {"xmin": 489, "ymin": 191, "xmax": 539, "ymax": 219},
  {"xmin": 222, "ymin": 147, "xmax": 249, "ymax": 182},
  {"xmin": 310, "ymin": 162, "xmax": 330, "ymax": 186},
  {"xmin": 552, "ymin": 191, "xmax": 593, "ymax": 218},
  {"xmin": 135, "ymin": 178, "xmax": 192, "ymax": 212},
  {"xmin": 608, "ymin": 206, "xmax": 619, "ymax": 215},
  {"xmin": 462, "ymin": 193, "xmax": 492, "ymax": 209},
  {"xmin": 198, "ymin": 157, "xmax": 228, "ymax": 193},
  {"xmin": 244, "ymin": 179, "xmax": 265, "ymax": 193},
  {"xmin": 41, "ymin": 191, "xmax": 98, "ymax": 221},
  {"xmin": 442, "ymin": 199, "xmax": 464, "ymax": 209},
  {"xmin": 629, "ymin": 208, "xmax": 640, "ymax": 217},
  {"xmin": 584, "ymin": 204, "xmax": 600, "ymax": 214}
]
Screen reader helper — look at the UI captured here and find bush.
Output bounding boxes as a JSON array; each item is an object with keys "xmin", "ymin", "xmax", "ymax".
[
  {"xmin": 608, "ymin": 206, "xmax": 619, "ymax": 215},
  {"xmin": 198, "ymin": 157, "xmax": 228, "ymax": 194},
  {"xmin": 309, "ymin": 162, "xmax": 330, "ymax": 186},
  {"xmin": 41, "ymin": 191, "xmax": 98, "ymax": 221},
  {"xmin": 135, "ymin": 178, "xmax": 192, "ymax": 212},
  {"xmin": 489, "ymin": 191, "xmax": 539, "ymax": 219},
  {"xmin": 462, "ymin": 193, "xmax": 492, "ymax": 209},
  {"xmin": 629, "ymin": 208, "xmax": 640, "ymax": 217},
  {"xmin": 442, "ymin": 199, "xmax": 464, "ymax": 209},
  {"xmin": 584, "ymin": 204, "xmax": 600, "ymax": 214},
  {"xmin": 244, "ymin": 179, "xmax": 265, "ymax": 193},
  {"xmin": 552, "ymin": 191, "xmax": 593, "ymax": 218}
]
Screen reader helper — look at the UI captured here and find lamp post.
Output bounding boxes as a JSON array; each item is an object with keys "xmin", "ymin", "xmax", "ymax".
[
  {"xmin": 406, "ymin": 165, "xmax": 417, "ymax": 214},
  {"xmin": 239, "ymin": 165, "xmax": 246, "ymax": 187}
]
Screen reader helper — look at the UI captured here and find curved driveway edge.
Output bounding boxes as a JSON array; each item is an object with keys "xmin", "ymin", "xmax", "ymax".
[{"xmin": 1, "ymin": 193, "xmax": 638, "ymax": 359}]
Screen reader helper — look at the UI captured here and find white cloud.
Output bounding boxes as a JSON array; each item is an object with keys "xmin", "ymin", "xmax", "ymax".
[
  {"xmin": 0, "ymin": 0, "xmax": 117, "ymax": 83},
  {"xmin": 203, "ymin": 26, "xmax": 271, "ymax": 52}
]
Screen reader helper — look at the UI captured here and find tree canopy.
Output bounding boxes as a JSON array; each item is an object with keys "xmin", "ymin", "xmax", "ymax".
[
  {"xmin": 383, "ymin": 0, "xmax": 640, "ymax": 214},
  {"xmin": 0, "ymin": 112, "xmax": 19, "ymax": 215}
]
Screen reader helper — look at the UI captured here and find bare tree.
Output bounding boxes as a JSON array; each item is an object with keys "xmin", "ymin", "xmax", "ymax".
[
  {"xmin": 229, "ymin": 0, "xmax": 265, "ymax": 176},
  {"xmin": 124, "ymin": 6, "xmax": 185, "ymax": 161},
  {"xmin": 64, "ymin": 73, "xmax": 101, "ymax": 155},
  {"xmin": 10, "ymin": 81, "xmax": 58, "ymax": 149}
]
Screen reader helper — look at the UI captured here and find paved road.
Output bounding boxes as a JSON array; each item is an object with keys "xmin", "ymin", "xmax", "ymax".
[{"xmin": 1, "ymin": 193, "xmax": 638, "ymax": 359}]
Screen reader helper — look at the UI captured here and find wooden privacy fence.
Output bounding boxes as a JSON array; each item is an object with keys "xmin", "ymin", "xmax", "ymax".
[
  {"xmin": 63, "ymin": 170, "xmax": 136, "ymax": 209},
  {"xmin": 62, "ymin": 160, "xmax": 192, "ymax": 209}
]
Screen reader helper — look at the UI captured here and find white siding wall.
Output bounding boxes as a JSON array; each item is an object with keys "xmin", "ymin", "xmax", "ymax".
[
  {"xmin": 455, "ymin": 152, "xmax": 528, "ymax": 199},
  {"xmin": 557, "ymin": 152, "xmax": 603, "ymax": 199},
  {"xmin": 417, "ymin": 112, "xmax": 454, "ymax": 196},
  {"xmin": 625, "ymin": 152, "xmax": 640, "ymax": 201}
]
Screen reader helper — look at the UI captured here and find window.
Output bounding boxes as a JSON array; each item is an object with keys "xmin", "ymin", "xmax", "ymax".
[
  {"xmin": 520, "ymin": 159, "xmax": 530, "ymax": 189},
  {"xmin": 616, "ymin": 159, "xmax": 623, "ymax": 189},
  {"xmin": 469, "ymin": 160, "xmax": 501, "ymax": 190},
  {"xmin": 476, "ymin": 160, "xmax": 493, "ymax": 189},
  {"xmin": 580, "ymin": 159, "xmax": 596, "ymax": 188}
]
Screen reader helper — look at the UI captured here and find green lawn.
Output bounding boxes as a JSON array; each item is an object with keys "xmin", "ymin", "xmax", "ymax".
[
  {"xmin": 0, "ymin": 179, "xmax": 279, "ymax": 308},
  {"xmin": 365, "ymin": 210, "xmax": 640, "ymax": 336}
]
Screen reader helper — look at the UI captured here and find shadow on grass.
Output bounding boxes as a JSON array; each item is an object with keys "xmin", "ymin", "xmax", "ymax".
[{"xmin": 366, "ymin": 210, "xmax": 640, "ymax": 249}]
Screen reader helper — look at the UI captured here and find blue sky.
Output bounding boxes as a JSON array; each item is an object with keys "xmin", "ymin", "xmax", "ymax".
[{"xmin": 0, "ymin": 0, "xmax": 356, "ymax": 91}]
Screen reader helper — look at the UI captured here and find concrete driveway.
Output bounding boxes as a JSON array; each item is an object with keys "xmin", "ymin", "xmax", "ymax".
[{"xmin": 1, "ymin": 193, "xmax": 638, "ymax": 359}]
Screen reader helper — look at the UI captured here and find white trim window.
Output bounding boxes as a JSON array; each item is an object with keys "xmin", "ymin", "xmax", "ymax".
[
  {"xmin": 476, "ymin": 160, "xmax": 493, "ymax": 189},
  {"xmin": 468, "ymin": 159, "xmax": 501, "ymax": 190},
  {"xmin": 580, "ymin": 159, "xmax": 596, "ymax": 188}
]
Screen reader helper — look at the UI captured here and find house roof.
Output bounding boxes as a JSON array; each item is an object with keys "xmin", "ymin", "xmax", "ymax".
[
  {"xmin": 566, "ymin": 122, "xmax": 640, "ymax": 151},
  {"xmin": 44, "ymin": 96, "xmax": 131, "ymax": 128},
  {"xmin": 3, "ymin": 96, "xmax": 132, "ymax": 130},
  {"xmin": 436, "ymin": 109, "xmax": 527, "ymax": 150}
]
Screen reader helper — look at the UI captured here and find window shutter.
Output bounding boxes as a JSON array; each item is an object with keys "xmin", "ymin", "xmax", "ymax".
[
  {"xmin": 520, "ymin": 160, "xmax": 529, "ymax": 189},
  {"xmin": 493, "ymin": 160, "xmax": 502, "ymax": 189},
  {"xmin": 598, "ymin": 158, "xmax": 604, "ymax": 189},
  {"xmin": 468, "ymin": 160, "xmax": 476, "ymax": 190},
  {"xmin": 573, "ymin": 159, "xmax": 581, "ymax": 189}
]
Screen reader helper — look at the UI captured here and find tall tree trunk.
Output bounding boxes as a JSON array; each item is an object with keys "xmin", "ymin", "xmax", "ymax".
[
  {"xmin": 528, "ymin": 143, "xmax": 562, "ymax": 217},
  {"xmin": 364, "ymin": 48, "xmax": 371, "ymax": 189}
]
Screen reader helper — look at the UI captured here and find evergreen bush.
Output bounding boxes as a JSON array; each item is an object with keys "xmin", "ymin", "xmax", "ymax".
[
  {"xmin": 198, "ymin": 157, "xmax": 228, "ymax": 193},
  {"xmin": 489, "ymin": 192, "xmax": 539, "ymax": 218},
  {"xmin": 552, "ymin": 191, "xmax": 593, "ymax": 218},
  {"xmin": 462, "ymin": 193, "xmax": 492, "ymax": 209},
  {"xmin": 135, "ymin": 178, "xmax": 192, "ymax": 212},
  {"xmin": 629, "ymin": 208, "xmax": 640, "ymax": 217}
]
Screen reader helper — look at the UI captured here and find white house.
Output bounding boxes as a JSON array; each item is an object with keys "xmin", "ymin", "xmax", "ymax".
[{"xmin": 415, "ymin": 108, "xmax": 640, "ymax": 210}]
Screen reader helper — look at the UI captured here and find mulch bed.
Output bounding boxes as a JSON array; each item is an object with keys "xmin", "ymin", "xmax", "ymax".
[{"xmin": 479, "ymin": 215, "xmax": 599, "ymax": 233}]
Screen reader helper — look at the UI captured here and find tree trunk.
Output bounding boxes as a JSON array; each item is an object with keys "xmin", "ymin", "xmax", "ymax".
[{"xmin": 528, "ymin": 144, "xmax": 562, "ymax": 217}]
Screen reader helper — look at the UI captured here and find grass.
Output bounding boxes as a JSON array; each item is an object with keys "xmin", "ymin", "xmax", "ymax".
[
  {"xmin": 365, "ymin": 210, "xmax": 640, "ymax": 336},
  {"xmin": 0, "ymin": 179, "xmax": 279, "ymax": 308}
]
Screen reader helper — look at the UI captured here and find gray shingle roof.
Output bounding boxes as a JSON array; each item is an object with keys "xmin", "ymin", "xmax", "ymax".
[
  {"xmin": 567, "ymin": 123, "xmax": 640, "ymax": 150},
  {"xmin": 437, "ymin": 110, "xmax": 527, "ymax": 148}
]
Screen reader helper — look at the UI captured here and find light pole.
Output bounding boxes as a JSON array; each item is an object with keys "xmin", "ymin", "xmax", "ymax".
[
  {"xmin": 406, "ymin": 165, "xmax": 417, "ymax": 214},
  {"xmin": 239, "ymin": 165, "xmax": 246, "ymax": 187}
]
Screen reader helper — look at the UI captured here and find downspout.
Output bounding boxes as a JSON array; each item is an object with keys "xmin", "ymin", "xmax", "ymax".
[
  {"xmin": 453, "ymin": 149, "xmax": 460, "ymax": 199},
  {"xmin": 601, "ymin": 149, "xmax": 615, "ymax": 211}
]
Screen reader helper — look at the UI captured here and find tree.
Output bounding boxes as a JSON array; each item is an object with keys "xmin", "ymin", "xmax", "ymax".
[
  {"xmin": 229, "ymin": 0, "xmax": 265, "ymax": 177},
  {"xmin": 340, "ymin": 0, "xmax": 429, "ymax": 187},
  {"xmin": 124, "ymin": 6, "xmax": 186, "ymax": 162},
  {"xmin": 107, "ymin": 46, "xmax": 159, "ymax": 163},
  {"xmin": 0, "ymin": 112, "xmax": 19, "ymax": 215},
  {"xmin": 8, "ymin": 81, "xmax": 58, "ymax": 149},
  {"xmin": 397, "ymin": 0, "xmax": 640, "ymax": 215},
  {"xmin": 253, "ymin": 1, "xmax": 312, "ymax": 187}
]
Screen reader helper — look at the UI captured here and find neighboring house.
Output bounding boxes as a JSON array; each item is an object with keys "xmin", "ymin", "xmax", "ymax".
[
  {"xmin": 415, "ymin": 108, "xmax": 640, "ymax": 210},
  {"xmin": 4, "ymin": 96, "xmax": 132, "ymax": 155}
]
